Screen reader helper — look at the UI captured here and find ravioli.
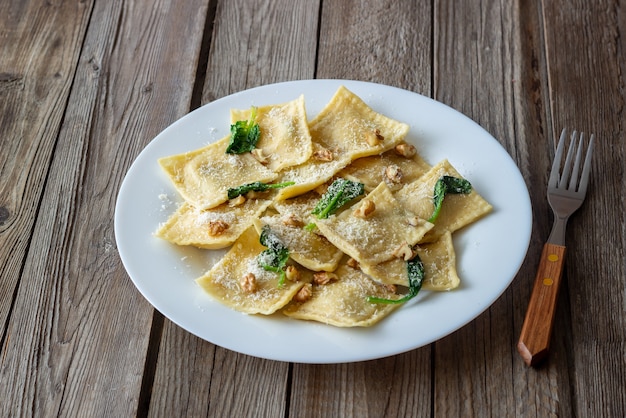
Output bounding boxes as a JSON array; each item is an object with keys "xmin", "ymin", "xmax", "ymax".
[
  {"xmin": 281, "ymin": 263, "xmax": 401, "ymax": 327},
  {"xmin": 253, "ymin": 215, "xmax": 343, "ymax": 272},
  {"xmin": 196, "ymin": 227, "xmax": 312, "ymax": 315},
  {"xmin": 315, "ymin": 182, "xmax": 433, "ymax": 266},
  {"xmin": 395, "ymin": 159, "xmax": 493, "ymax": 242},
  {"xmin": 359, "ymin": 231, "xmax": 461, "ymax": 291},
  {"xmin": 158, "ymin": 136, "xmax": 277, "ymax": 210},
  {"xmin": 274, "ymin": 86, "xmax": 409, "ymax": 200},
  {"xmin": 230, "ymin": 95, "xmax": 312, "ymax": 172},
  {"xmin": 155, "ymin": 199, "xmax": 272, "ymax": 249}
]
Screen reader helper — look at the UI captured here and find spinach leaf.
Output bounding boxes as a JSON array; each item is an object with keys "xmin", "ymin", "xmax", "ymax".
[
  {"xmin": 226, "ymin": 106, "xmax": 260, "ymax": 154},
  {"xmin": 367, "ymin": 254, "xmax": 425, "ymax": 304},
  {"xmin": 311, "ymin": 178, "xmax": 365, "ymax": 219},
  {"xmin": 227, "ymin": 181, "xmax": 295, "ymax": 200},
  {"xmin": 258, "ymin": 225, "xmax": 289, "ymax": 286},
  {"xmin": 427, "ymin": 175, "xmax": 472, "ymax": 223}
]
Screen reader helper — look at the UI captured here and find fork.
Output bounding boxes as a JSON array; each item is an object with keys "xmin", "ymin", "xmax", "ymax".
[{"xmin": 517, "ymin": 129, "xmax": 595, "ymax": 366}]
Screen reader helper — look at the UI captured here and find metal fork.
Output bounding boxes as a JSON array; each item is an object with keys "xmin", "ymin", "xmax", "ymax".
[{"xmin": 518, "ymin": 129, "xmax": 595, "ymax": 366}]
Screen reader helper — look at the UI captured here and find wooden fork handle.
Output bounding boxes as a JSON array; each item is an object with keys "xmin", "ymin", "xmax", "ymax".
[{"xmin": 517, "ymin": 243, "xmax": 566, "ymax": 366}]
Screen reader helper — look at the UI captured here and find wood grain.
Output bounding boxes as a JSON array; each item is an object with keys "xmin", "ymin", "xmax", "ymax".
[
  {"xmin": 316, "ymin": 0, "xmax": 432, "ymax": 96},
  {"xmin": 1, "ymin": 0, "xmax": 625, "ymax": 416},
  {"xmin": 0, "ymin": 0, "xmax": 210, "ymax": 416},
  {"xmin": 431, "ymin": 0, "xmax": 562, "ymax": 416},
  {"xmin": 540, "ymin": 0, "xmax": 626, "ymax": 415},
  {"xmin": 0, "ymin": 0, "xmax": 92, "ymax": 337}
]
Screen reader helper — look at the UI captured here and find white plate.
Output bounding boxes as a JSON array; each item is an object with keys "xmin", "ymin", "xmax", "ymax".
[{"xmin": 115, "ymin": 80, "xmax": 532, "ymax": 363}]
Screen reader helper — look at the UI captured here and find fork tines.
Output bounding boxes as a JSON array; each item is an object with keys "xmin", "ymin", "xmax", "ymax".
[{"xmin": 550, "ymin": 129, "xmax": 595, "ymax": 194}]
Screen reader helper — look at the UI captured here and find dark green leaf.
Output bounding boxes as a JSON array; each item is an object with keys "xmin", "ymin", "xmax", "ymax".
[
  {"xmin": 226, "ymin": 106, "xmax": 260, "ymax": 154},
  {"xmin": 227, "ymin": 181, "xmax": 295, "ymax": 200},
  {"xmin": 258, "ymin": 225, "xmax": 289, "ymax": 286},
  {"xmin": 367, "ymin": 254, "xmax": 425, "ymax": 304},
  {"xmin": 311, "ymin": 178, "xmax": 365, "ymax": 219},
  {"xmin": 427, "ymin": 176, "xmax": 472, "ymax": 223}
]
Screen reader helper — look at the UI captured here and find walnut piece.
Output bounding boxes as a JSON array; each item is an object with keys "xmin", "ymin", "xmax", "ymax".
[
  {"xmin": 365, "ymin": 129, "xmax": 384, "ymax": 146},
  {"xmin": 285, "ymin": 265, "xmax": 301, "ymax": 282},
  {"xmin": 208, "ymin": 220, "xmax": 229, "ymax": 236},
  {"xmin": 394, "ymin": 143, "xmax": 417, "ymax": 158},
  {"xmin": 282, "ymin": 213, "xmax": 304, "ymax": 228},
  {"xmin": 393, "ymin": 243, "xmax": 415, "ymax": 261},
  {"xmin": 293, "ymin": 283, "xmax": 313, "ymax": 302},
  {"xmin": 347, "ymin": 257, "xmax": 360, "ymax": 270},
  {"xmin": 385, "ymin": 165, "xmax": 403, "ymax": 184},
  {"xmin": 313, "ymin": 271, "xmax": 338, "ymax": 285},
  {"xmin": 353, "ymin": 200, "xmax": 376, "ymax": 218},
  {"xmin": 313, "ymin": 148, "xmax": 334, "ymax": 162},
  {"xmin": 240, "ymin": 273, "xmax": 258, "ymax": 293}
]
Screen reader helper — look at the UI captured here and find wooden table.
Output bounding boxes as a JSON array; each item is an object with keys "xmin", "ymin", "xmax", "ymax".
[{"xmin": 2, "ymin": 0, "xmax": 624, "ymax": 416}]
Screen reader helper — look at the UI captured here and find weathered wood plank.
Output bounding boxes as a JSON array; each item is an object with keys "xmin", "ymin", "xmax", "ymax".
[
  {"xmin": 0, "ymin": 0, "xmax": 92, "ymax": 336},
  {"xmin": 315, "ymin": 0, "xmax": 432, "ymax": 96},
  {"xmin": 288, "ymin": 1, "xmax": 433, "ymax": 417},
  {"xmin": 290, "ymin": 353, "xmax": 431, "ymax": 418},
  {"xmin": 148, "ymin": 0, "xmax": 320, "ymax": 416},
  {"xmin": 430, "ymin": 0, "xmax": 577, "ymax": 416},
  {"xmin": 540, "ymin": 1, "xmax": 626, "ymax": 416},
  {"xmin": 202, "ymin": 0, "xmax": 320, "ymax": 103},
  {"xmin": 0, "ymin": 0, "xmax": 210, "ymax": 416}
]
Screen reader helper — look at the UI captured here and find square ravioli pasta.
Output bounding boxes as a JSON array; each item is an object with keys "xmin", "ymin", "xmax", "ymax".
[
  {"xmin": 281, "ymin": 263, "xmax": 401, "ymax": 327},
  {"xmin": 315, "ymin": 182, "xmax": 433, "ymax": 266},
  {"xmin": 274, "ymin": 86, "xmax": 410, "ymax": 200},
  {"xmin": 395, "ymin": 159, "xmax": 493, "ymax": 243},
  {"xmin": 230, "ymin": 95, "xmax": 313, "ymax": 172},
  {"xmin": 196, "ymin": 227, "xmax": 313, "ymax": 315},
  {"xmin": 155, "ymin": 199, "xmax": 272, "ymax": 249},
  {"xmin": 359, "ymin": 231, "xmax": 461, "ymax": 291},
  {"xmin": 158, "ymin": 136, "xmax": 277, "ymax": 210},
  {"xmin": 252, "ymin": 215, "xmax": 343, "ymax": 272}
]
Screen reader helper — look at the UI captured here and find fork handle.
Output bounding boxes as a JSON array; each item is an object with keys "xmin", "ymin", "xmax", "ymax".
[{"xmin": 517, "ymin": 243, "xmax": 566, "ymax": 366}]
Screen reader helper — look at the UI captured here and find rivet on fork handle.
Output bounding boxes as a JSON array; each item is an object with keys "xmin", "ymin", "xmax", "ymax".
[{"xmin": 517, "ymin": 243, "xmax": 567, "ymax": 366}]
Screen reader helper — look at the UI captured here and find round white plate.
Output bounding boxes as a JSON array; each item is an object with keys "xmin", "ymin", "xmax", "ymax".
[{"xmin": 115, "ymin": 80, "xmax": 532, "ymax": 363}]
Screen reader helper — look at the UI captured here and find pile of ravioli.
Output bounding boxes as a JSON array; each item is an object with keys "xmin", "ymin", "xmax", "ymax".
[{"xmin": 155, "ymin": 86, "xmax": 492, "ymax": 327}]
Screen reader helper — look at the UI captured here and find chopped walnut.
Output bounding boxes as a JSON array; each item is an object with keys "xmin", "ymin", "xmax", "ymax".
[
  {"xmin": 208, "ymin": 220, "xmax": 229, "ymax": 236},
  {"xmin": 347, "ymin": 258, "xmax": 360, "ymax": 270},
  {"xmin": 385, "ymin": 165, "xmax": 403, "ymax": 184},
  {"xmin": 293, "ymin": 283, "xmax": 313, "ymax": 302},
  {"xmin": 313, "ymin": 271, "xmax": 338, "ymax": 285},
  {"xmin": 251, "ymin": 148, "xmax": 270, "ymax": 165},
  {"xmin": 240, "ymin": 273, "xmax": 258, "ymax": 293},
  {"xmin": 228, "ymin": 195, "xmax": 246, "ymax": 207},
  {"xmin": 285, "ymin": 265, "xmax": 301, "ymax": 282},
  {"xmin": 394, "ymin": 143, "xmax": 417, "ymax": 158},
  {"xmin": 365, "ymin": 129, "xmax": 385, "ymax": 146},
  {"xmin": 313, "ymin": 148, "xmax": 334, "ymax": 162},
  {"xmin": 353, "ymin": 200, "xmax": 376, "ymax": 218},
  {"xmin": 282, "ymin": 213, "xmax": 304, "ymax": 228},
  {"xmin": 393, "ymin": 243, "xmax": 415, "ymax": 261}
]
